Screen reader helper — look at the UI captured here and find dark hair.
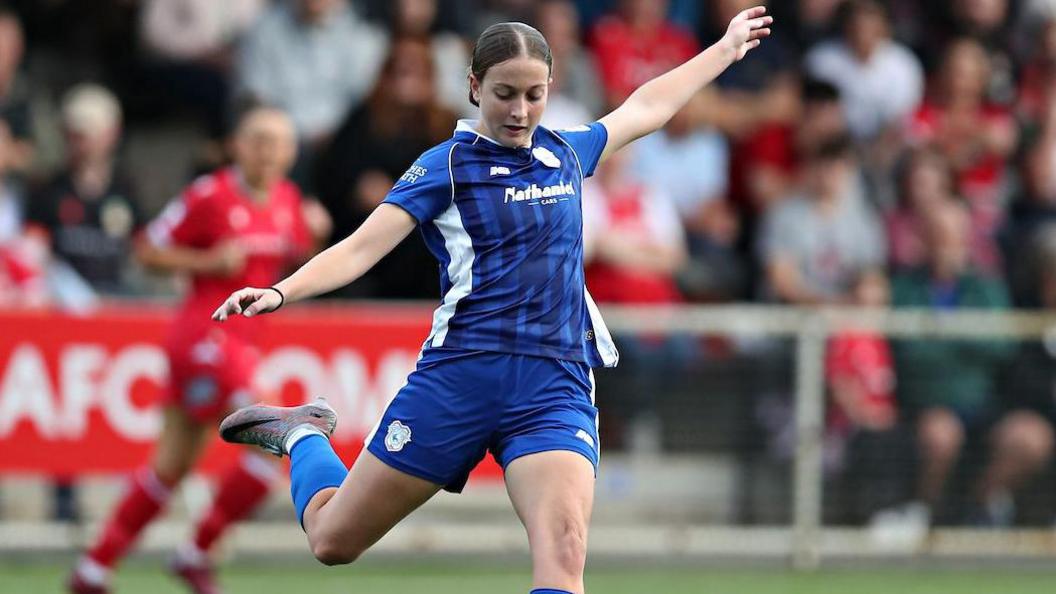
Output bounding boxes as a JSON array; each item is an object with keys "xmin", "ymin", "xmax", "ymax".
[
  {"xmin": 838, "ymin": 0, "xmax": 890, "ymax": 30},
  {"xmin": 468, "ymin": 22, "xmax": 552, "ymax": 107},
  {"xmin": 807, "ymin": 135, "xmax": 854, "ymax": 163},
  {"xmin": 802, "ymin": 77, "xmax": 840, "ymax": 104}
]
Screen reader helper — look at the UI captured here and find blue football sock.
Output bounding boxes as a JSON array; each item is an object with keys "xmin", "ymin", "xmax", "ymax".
[
  {"xmin": 289, "ymin": 434, "xmax": 347, "ymax": 528},
  {"xmin": 530, "ymin": 590, "xmax": 573, "ymax": 594}
]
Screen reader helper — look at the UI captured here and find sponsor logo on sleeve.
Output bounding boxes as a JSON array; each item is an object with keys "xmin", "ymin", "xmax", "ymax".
[{"xmin": 399, "ymin": 165, "xmax": 428, "ymax": 184}]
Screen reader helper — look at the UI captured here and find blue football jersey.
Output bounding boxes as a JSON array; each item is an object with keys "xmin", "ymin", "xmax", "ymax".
[{"xmin": 382, "ymin": 119, "xmax": 619, "ymax": 368}]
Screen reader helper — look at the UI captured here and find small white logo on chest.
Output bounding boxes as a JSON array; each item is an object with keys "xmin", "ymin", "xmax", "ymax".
[
  {"xmin": 532, "ymin": 147, "xmax": 561, "ymax": 168},
  {"xmin": 490, "ymin": 166, "xmax": 511, "ymax": 177}
]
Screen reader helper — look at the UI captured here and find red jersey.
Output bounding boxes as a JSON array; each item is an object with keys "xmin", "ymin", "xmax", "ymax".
[
  {"xmin": 584, "ymin": 184, "xmax": 684, "ymax": 305},
  {"xmin": 825, "ymin": 331, "xmax": 896, "ymax": 431},
  {"xmin": 908, "ymin": 102, "xmax": 1011, "ymax": 225},
  {"xmin": 145, "ymin": 168, "xmax": 312, "ymax": 346},
  {"xmin": 589, "ymin": 16, "xmax": 699, "ymax": 104}
]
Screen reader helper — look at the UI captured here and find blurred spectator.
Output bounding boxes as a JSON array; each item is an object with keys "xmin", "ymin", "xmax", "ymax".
[
  {"xmin": 946, "ymin": 0, "xmax": 1016, "ymax": 103},
  {"xmin": 627, "ymin": 108, "xmax": 746, "ymax": 300},
  {"xmin": 887, "ymin": 149, "xmax": 1000, "ymax": 275},
  {"xmin": 886, "ymin": 202, "xmax": 1014, "ymax": 529},
  {"xmin": 804, "ymin": 1, "xmax": 923, "ymax": 144},
  {"xmin": 588, "ymin": 0, "xmax": 699, "ymax": 109},
  {"xmin": 732, "ymin": 78, "xmax": 845, "ymax": 215},
  {"xmin": 697, "ymin": 0, "xmax": 798, "ymax": 125},
  {"xmin": 313, "ymin": 38, "xmax": 453, "ymax": 299},
  {"xmin": 387, "ymin": 0, "xmax": 472, "ymax": 117},
  {"xmin": 583, "ymin": 148, "xmax": 688, "ymax": 306},
  {"xmin": 0, "ymin": 116, "xmax": 46, "ymax": 307},
  {"xmin": 824, "ymin": 273, "xmax": 908, "ymax": 523},
  {"xmin": 908, "ymin": 38, "xmax": 1017, "ymax": 251},
  {"xmin": 1015, "ymin": 18, "xmax": 1056, "ymax": 132},
  {"xmin": 698, "ymin": 0, "xmax": 800, "ymax": 225},
  {"xmin": 137, "ymin": 0, "xmax": 266, "ymax": 138},
  {"xmin": 757, "ymin": 136, "xmax": 887, "ymax": 305},
  {"xmin": 990, "ymin": 228, "xmax": 1056, "ymax": 524},
  {"xmin": 0, "ymin": 6, "xmax": 32, "ymax": 173},
  {"xmin": 1003, "ymin": 101, "xmax": 1056, "ymax": 306},
  {"xmin": 583, "ymin": 147, "xmax": 691, "ymax": 453},
  {"xmin": 237, "ymin": 0, "xmax": 388, "ymax": 185},
  {"xmin": 535, "ymin": 0, "xmax": 604, "ymax": 124},
  {"xmin": 26, "ymin": 84, "xmax": 143, "ymax": 295}
]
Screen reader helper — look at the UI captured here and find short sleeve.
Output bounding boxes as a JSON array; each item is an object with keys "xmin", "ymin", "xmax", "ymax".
[
  {"xmin": 382, "ymin": 143, "xmax": 454, "ymax": 224},
  {"xmin": 554, "ymin": 122, "xmax": 609, "ymax": 178},
  {"xmin": 144, "ymin": 177, "xmax": 216, "ymax": 248}
]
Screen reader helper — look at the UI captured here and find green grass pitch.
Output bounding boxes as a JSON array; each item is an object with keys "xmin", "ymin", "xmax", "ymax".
[{"xmin": 4, "ymin": 561, "xmax": 1055, "ymax": 594}]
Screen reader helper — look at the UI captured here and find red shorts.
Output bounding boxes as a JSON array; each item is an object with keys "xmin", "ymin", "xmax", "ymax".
[{"xmin": 161, "ymin": 329, "xmax": 260, "ymax": 422}]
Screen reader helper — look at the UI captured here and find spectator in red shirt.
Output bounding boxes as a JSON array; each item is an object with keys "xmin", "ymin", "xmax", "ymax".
[
  {"xmin": 588, "ymin": 0, "xmax": 700, "ymax": 109},
  {"xmin": 824, "ymin": 272, "xmax": 907, "ymax": 523},
  {"xmin": 583, "ymin": 148, "xmax": 688, "ymax": 306},
  {"xmin": 583, "ymin": 148, "xmax": 692, "ymax": 452},
  {"xmin": 908, "ymin": 38, "xmax": 1017, "ymax": 245},
  {"xmin": 68, "ymin": 106, "xmax": 331, "ymax": 594},
  {"xmin": 734, "ymin": 77, "xmax": 846, "ymax": 214}
]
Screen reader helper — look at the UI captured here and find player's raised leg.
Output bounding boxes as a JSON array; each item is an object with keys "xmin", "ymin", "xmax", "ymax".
[
  {"xmin": 505, "ymin": 451, "xmax": 596, "ymax": 594},
  {"xmin": 69, "ymin": 407, "xmax": 211, "ymax": 593},
  {"xmin": 300, "ymin": 449, "xmax": 440, "ymax": 564},
  {"xmin": 219, "ymin": 399, "xmax": 441, "ymax": 564}
]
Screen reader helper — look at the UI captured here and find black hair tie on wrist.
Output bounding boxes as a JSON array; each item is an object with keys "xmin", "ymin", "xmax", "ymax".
[{"xmin": 266, "ymin": 286, "xmax": 285, "ymax": 311}]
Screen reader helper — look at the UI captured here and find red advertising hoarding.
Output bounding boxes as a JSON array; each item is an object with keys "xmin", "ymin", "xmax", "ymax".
[{"xmin": 0, "ymin": 304, "xmax": 502, "ymax": 479}]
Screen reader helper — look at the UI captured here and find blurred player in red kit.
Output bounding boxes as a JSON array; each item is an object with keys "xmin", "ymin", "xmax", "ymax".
[{"xmin": 68, "ymin": 106, "xmax": 331, "ymax": 594}]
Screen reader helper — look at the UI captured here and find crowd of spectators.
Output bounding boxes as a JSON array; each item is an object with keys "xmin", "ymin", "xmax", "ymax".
[{"xmin": 6, "ymin": 0, "xmax": 1056, "ymax": 530}]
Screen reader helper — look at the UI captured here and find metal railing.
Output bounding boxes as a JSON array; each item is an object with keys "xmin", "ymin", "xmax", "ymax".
[{"xmin": 603, "ymin": 304, "xmax": 1056, "ymax": 568}]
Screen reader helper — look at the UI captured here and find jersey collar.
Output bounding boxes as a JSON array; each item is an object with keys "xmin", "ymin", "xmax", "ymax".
[{"xmin": 454, "ymin": 119, "xmax": 536, "ymax": 151}]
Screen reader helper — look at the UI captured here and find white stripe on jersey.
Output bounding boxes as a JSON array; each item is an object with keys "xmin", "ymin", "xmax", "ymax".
[
  {"xmin": 144, "ymin": 197, "xmax": 187, "ymax": 247},
  {"xmin": 429, "ymin": 143, "xmax": 475, "ymax": 347},
  {"xmin": 584, "ymin": 288, "xmax": 619, "ymax": 367}
]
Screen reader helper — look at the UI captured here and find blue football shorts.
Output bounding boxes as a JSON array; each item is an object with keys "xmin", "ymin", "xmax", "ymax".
[{"xmin": 365, "ymin": 348, "xmax": 600, "ymax": 492}]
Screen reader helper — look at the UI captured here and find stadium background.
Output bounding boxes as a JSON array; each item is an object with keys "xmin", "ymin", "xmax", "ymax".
[{"xmin": 4, "ymin": 0, "xmax": 1056, "ymax": 591}]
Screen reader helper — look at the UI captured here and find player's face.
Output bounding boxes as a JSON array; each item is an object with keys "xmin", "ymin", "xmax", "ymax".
[
  {"xmin": 234, "ymin": 110, "xmax": 297, "ymax": 189},
  {"xmin": 472, "ymin": 56, "xmax": 550, "ymax": 149}
]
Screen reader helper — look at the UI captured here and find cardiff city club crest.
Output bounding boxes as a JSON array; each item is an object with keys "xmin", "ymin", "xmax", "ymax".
[{"xmin": 385, "ymin": 420, "xmax": 412, "ymax": 452}]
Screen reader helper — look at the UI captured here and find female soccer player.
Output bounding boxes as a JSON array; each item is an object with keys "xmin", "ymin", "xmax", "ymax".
[
  {"xmin": 69, "ymin": 107, "xmax": 330, "ymax": 594},
  {"xmin": 213, "ymin": 9, "xmax": 771, "ymax": 594}
]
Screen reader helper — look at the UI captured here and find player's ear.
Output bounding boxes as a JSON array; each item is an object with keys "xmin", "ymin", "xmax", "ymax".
[{"xmin": 468, "ymin": 73, "xmax": 481, "ymax": 105}]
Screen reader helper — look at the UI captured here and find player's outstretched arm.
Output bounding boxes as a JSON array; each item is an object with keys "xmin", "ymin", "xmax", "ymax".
[
  {"xmin": 597, "ymin": 6, "xmax": 771, "ymax": 160},
  {"xmin": 212, "ymin": 203, "xmax": 417, "ymax": 321}
]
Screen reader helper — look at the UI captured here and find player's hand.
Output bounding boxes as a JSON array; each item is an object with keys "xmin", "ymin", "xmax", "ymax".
[
  {"xmin": 206, "ymin": 241, "xmax": 247, "ymax": 276},
  {"xmin": 212, "ymin": 287, "xmax": 282, "ymax": 321},
  {"xmin": 722, "ymin": 6, "xmax": 772, "ymax": 62},
  {"xmin": 301, "ymin": 198, "xmax": 333, "ymax": 242}
]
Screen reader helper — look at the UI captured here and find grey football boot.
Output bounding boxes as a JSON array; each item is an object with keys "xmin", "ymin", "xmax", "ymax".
[{"xmin": 219, "ymin": 398, "xmax": 337, "ymax": 456}]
